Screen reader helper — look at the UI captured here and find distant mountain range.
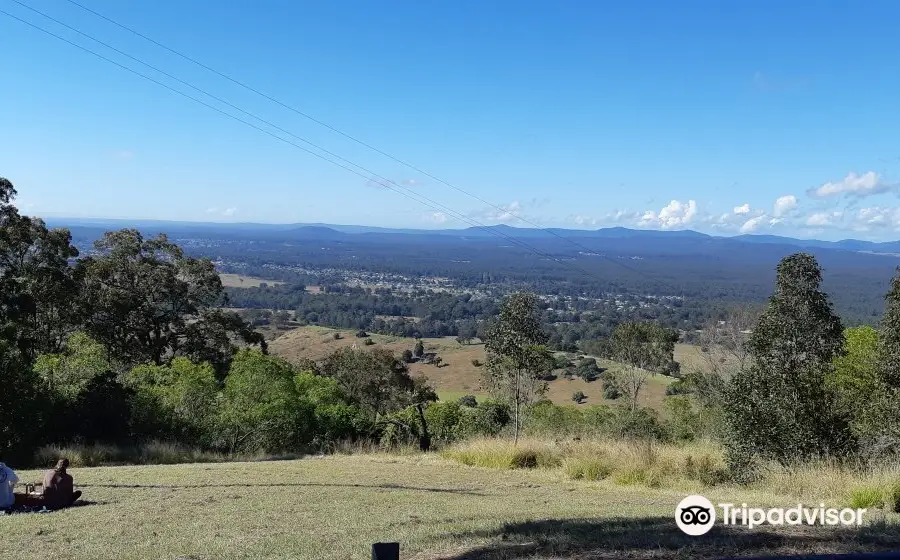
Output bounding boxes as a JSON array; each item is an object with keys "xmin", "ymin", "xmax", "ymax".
[{"xmin": 43, "ymin": 217, "xmax": 900, "ymax": 256}]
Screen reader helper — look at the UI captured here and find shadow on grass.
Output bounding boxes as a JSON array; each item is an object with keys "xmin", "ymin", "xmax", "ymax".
[
  {"xmin": 4, "ymin": 500, "xmax": 106, "ymax": 515},
  {"xmin": 442, "ymin": 517, "xmax": 900, "ymax": 559},
  {"xmin": 78, "ymin": 482, "xmax": 485, "ymax": 496}
]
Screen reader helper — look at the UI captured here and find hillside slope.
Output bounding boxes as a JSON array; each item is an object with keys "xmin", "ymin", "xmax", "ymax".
[{"xmin": 268, "ymin": 326, "xmax": 686, "ymax": 410}]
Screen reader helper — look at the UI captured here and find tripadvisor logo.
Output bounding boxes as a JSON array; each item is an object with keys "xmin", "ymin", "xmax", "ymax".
[{"xmin": 675, "ymin": 495, "xmax": 867, "ymax": 536}]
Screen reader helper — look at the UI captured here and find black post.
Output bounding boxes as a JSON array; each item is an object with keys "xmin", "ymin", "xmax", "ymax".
[{"xmin": 372, "ymin": 542, "xmax": 399, "ymax": 560}]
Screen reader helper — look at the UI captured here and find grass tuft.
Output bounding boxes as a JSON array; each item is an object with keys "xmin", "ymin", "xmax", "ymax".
[
  {"xmin": 441, "ymin": 439, "xmax": 561, "ymax": 470},
  {"xmin": 848, "ymin": 486, "xmax": 884, "ymax": 510}
]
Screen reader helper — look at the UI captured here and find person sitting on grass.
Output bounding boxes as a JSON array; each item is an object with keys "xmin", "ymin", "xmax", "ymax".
[
  {"xmin": 42, "ymin": 458, "xmax": 81, "ymax": 509},
  {"xmin": 0, "ymin": 461, "xmax": 18, "ymax": 512}
]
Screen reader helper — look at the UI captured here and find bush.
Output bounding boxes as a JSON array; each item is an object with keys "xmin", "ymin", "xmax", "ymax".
[
  {"xmin": 402, "ymin": 350, "xmax": 414, "ymax": 363},
  {"xmin": 605, "ymin": 407, "xmax": 668, "ymax": 441},
  {"xmin": 355, "ymin": 330, "xmax": 368, "ymax": 338},
  {"xmin": 470, "ymin": 400, "xmax": 511, "ymax": 437},
  {"xmin": 572, "ymin": 391, "xmax": 586, "ymax": 404},
  {"xmin": 363, "ymin": 338, "xmax": 375, "ymax": 346},
  {"xmin": 603, "ymin": 386, "xmax": 620, "ymax": 400},
  {"xmin": 848, "ymin": 486, "xmax": 884, "ymax": 510},
  {"xmin": 682, "ymin": 454, "xmax": 727, "ymax": 486},
  {"xmin": 553, "ymin": 355, "xmax": 571, "ymax": 370},
  {"xmin": 526, "ymin": 402, "xmax": 584, "ymax": 438},
  {"xmin": 457, "ymin": 395, "xmax": 478, "ymax": 408},
  {"xmin": 665, "ymin": 379, "xmax": 691, "ymax": 396},
  {"xmin": 332, "ymin": 332, "xmax": 342, "ymax": 340},
  {"xmin": 583, "ymin": 405, "xmax": 614, "ymax": 433},
  {"xmin": 665, "ymin": 396, "xmax": 701, "ymax": 441},
  {"xmin": 471, "ymin": 359, "xmax": 483, "ymax": 367},
  {"xmin": 424, "ymin": 402, "xmax": 467, "ymax": 444}
]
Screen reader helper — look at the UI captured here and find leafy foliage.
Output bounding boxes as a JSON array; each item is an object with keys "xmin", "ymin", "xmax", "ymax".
[
  {"xmin": 483, "ymin": 292, "xmax": 552, "ymax": 443},
  {"xmin": 77, "ymin": 230, "xmax": 264, "ymax": 370},
  {"xmin": 723, "ymin": 253, "xmax": 854, "ymax": 477}
]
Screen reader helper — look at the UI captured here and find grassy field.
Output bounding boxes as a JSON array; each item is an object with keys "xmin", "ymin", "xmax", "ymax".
[
  {"xmin": 268, "ymin": 326, "xmax": 682, "ymax": 408},
  {"xmin": 4, "ymin": 453, "xmax": 899, "ymax": 560},
  {"xmin": 219, "ymin": 274, "xmax": 285, "ymax": 288}
]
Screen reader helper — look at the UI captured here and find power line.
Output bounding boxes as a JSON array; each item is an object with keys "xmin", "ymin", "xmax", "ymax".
[
  {"xmin": 0, "ymin": 6, "xmax": 637, "ymax": 294},
  {"xmin": 58, "ymin": 0, "xmax": 676, "ymax": 291}
]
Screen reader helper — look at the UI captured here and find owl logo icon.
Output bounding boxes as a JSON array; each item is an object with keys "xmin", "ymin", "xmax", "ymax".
[{"xmin": 676, "ymin": 495, "xmax": 716, "ymax": 536}]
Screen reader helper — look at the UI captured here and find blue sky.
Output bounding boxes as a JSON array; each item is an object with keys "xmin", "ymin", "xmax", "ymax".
[{"xmin": 3, "ymin": 0, "xmax": 900, "ymax": 240}]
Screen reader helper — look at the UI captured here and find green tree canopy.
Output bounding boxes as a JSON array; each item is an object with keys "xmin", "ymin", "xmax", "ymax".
[
  {"xmin": 723, "ymin": 253, "xmax": 853, "ymax": 474},
  {"xmin": 219, "ymin": 350, "xmax": 314, "ymax": 453},
  {"xmin": 77, "ymin": 229, "xmax": 263, "ymax": 370},
  {"xmin": 484, "ymin": 292, "xmax": 552, "ymax": 443}
]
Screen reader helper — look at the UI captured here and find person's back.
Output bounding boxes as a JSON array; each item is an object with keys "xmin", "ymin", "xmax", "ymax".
[
  {"xmin": 0, "ymin": 462, "xmax": 18, "ymax": 510},
  {"xmin": 43, "ymin": 458, "xmax": 80, "ymax": 509}
]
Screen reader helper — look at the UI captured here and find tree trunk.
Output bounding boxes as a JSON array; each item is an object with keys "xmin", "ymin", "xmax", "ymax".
[
  {"xmin": 514, "ymin": 368, "xmax": 521, "ymax": 445},
  {"xmin": 415, "ymin": 404, "xmax": 431, "ymax": 452}
]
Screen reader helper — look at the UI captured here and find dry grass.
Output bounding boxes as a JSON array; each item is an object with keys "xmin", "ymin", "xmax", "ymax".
[
  {"xmin": 269, "ymin": 326, "xmax": 678, "ymax": 408},
  {"xmin": 270, "ymin": 327, "xmax": 491, "ymax": 397},
  {"xmin": 4, "ymin": 453, "xmax": 899, "ymax": 560},
  {"xmin": 442, "ymin": 438, "xmax": 900, "ymax": 513},
  {"xmin": 219, "ymin": 274, "xmax": 285, "ymax": 288},
  {"xmin": 444, "ymin": 438, "xmax": 727, "ymax": 493}
]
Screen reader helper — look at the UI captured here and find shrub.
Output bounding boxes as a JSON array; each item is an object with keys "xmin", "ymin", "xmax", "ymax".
[
  {"xmin": 332, "ymin": 332, "xmax": 342, "ymax": 340},
  {"xmin": 471, "ymin": 359, "xmax": 483, "ymax": 367},
  {"xmin": 402, "ymin": 350, "xmax": 414, "ymax": 363},
  {"xmin": 572, "ymin": 391, "xmax": 586, "ymax": 404},
  {"xmin": 665, "ymin": 396, "xmax": 701, "ymax": 441},
  {"xmin": 848, "ymin": 486, "xmax": 884, "ymax": 510},
  {"xmin": 583, "ymin": 405, "xmax": 614, "ymax": 434},
  {"xmin": 457, "ymin": 395, "xmax": 478, "ymax": 408},
  {"xmin": 605, "ymin": 407, "xmax": 668, "ymax": 441},
  {"xmin": 363, "ymin": 338, "xmax": 375, "ymax": 346},
  {"xmin": 682, "ymin": 454, "xmax": 727, "ymax": 486},
  {"xmin": 666, "ymin": 379, "xmax": 691, "ymax": 396},
  {"xmin": 356, "ymin": 330, "xmax": 368, "ymax": 338},
  {"xmin": 526, "ymin": 402, "xmax": 584, "ymax": 438},
  {"xmin": 603, "ymin": 386, "xmax": 620, "ymax": 400},
  {"xmin": 424, "ymin": 401, "xmax": 467, "ymax": 444},
  {"xmin": 471, "ymin": 400, "xmax": 511, "ymax": 437}
]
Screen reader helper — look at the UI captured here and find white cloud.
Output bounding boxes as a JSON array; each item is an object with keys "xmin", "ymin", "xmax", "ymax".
[
  {"xmin": 773, "ymin": 195, "xmax": 798, "ymax": 217},
  {"xmin": 850, "ymin": 207, "xmax": 900, "ymax": 231},
  {"xmin": 206, "ymin": 206, "xmax": 237, "ymax": 218},
  {"xmin": 488, "ymin": 201, "xmax": 522, "ymax": 223},
  {"xmin": 426, "ymin": 212, "xmax": 447, "ymax": 224},
  {"xmin": 809, "ymin": 171, "xmax": 891, "ymax": 198},
  {"xmin": 572, "ymin": 215, "xmax": 596, "ymax": 226},
  {"xmin": 639, "ymin": 200, "xmax": 697, "ymax": 229},
  {"xmin": 805, "ymin": 212, "xmax": 835, "ymax": 227},
  {"xmin": 733, "ymin": 203, "xmax": 750, "ymax": 215},
  {"xmin": 739, "ymin": 215, "xmax": 767, "ymax": 233}
]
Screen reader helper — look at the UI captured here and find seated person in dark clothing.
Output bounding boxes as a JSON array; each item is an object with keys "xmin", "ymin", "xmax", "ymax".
[{"xmin": 43, "ymin": 458, "xmax": 81, "ymax": 509}]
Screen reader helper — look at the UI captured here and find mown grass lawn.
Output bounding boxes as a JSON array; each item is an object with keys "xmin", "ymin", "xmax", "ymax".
[{"xmin": 3, "ymin": 454, "xmax": 900, "ymax": 560}]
